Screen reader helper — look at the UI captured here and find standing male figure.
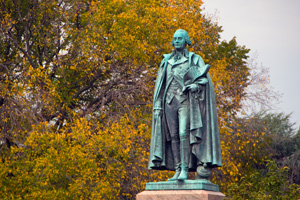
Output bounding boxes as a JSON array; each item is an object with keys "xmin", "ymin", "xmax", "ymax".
[{"xmin": 148, "ymin": 29, "xmax": 222, "ymax": 181}]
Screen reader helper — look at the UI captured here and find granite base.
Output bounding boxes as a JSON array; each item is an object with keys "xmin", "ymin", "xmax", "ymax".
[{"xmin": 136, "ymin": 190, "xmax": 225, "ymax": 200}]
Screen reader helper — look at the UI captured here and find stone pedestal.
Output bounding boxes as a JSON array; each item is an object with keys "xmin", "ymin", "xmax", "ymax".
[
  {"xmin": 136, "ymin": 190, "xmax": 225, "ymax": 200},
  {"xmin": 137, "ymin": 180, "xmax": 225, "ymax": 200}
]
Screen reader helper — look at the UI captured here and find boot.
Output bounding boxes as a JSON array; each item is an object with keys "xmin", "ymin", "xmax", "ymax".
[
  {"xmin": 168, "ymin": 163, "xmax": 181, "ymax": 181},
  {"xmin": 178, "ymin": 137, "xmax": 189, "ymax": 180},
  {"xmin": 168, "ymin": 140, "xmax": 181, "ymax": 181}
]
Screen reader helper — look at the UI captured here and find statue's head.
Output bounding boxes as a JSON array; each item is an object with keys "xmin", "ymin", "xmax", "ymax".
[{"xmin": 172, "ymin": 29, "xmax": 191, "ymax": 50}]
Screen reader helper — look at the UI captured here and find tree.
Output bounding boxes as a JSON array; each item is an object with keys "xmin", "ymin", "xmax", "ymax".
[
  {"xmin": 259, "ymin": 112, "xmax": 300, "ymax": 184},
  {"xmin": 2, "ymin": 0, "xmax": 290, "ymax": 199},
  {"xmin": 242, "ymin": 53, "xmax": 282, "ymax": 112},
  {"xmin": 218, "ymin": 111, "xmax": 300, "ymax": 198},
  {"xmin": 1, "ymin": 0, "xmax": 251, "ymax": 144},
  {"xmin": 0, "ymin": 0, "xmax": 92, "ymax": 147},
  {"xmin": 227, "ymin": 160, "xmax": 300, "ymax": 199},
  {"xmin": 0, "ymin": 112, "xmax": 159, "ymax": 199}
]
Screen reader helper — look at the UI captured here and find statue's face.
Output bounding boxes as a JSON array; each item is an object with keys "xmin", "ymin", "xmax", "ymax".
[{"xmin": 173, "ymin": 31, "xmax": 186, "ymax": 51}]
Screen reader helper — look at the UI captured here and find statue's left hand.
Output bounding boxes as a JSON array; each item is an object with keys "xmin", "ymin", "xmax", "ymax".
[{"xmin": 186, "ymin": 83, "xmax": 199, "ymax": 93}]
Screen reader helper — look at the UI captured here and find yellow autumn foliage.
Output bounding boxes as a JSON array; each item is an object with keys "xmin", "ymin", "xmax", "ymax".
[
  {"xmin": 1, "ymin": 110, "xmax": 164, "ymax": 199},
  {"xmin": 1, "ymin": 0, "xmax": 293, "ymax": 199}
]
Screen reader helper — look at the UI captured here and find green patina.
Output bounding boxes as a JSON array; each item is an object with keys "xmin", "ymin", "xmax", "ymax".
[{"xmin": 148, "ymin": 29, "xmax": 222, "ymax": 188}]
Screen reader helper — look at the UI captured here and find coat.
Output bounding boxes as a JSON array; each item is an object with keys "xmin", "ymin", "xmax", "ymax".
[{"xmin": 148, "ymin": 51, "xmax": 222, "ymax": 171}]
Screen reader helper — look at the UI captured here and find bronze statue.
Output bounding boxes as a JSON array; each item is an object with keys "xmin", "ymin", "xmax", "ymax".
[{"xmin": 148, "ymin": 29, "xmax": 222, "ymax": 181}]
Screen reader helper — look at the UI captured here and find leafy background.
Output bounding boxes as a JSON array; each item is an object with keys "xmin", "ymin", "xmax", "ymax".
[{"xmin": 1, "ymin": 0, "xmax": 299, "ymax": 199}]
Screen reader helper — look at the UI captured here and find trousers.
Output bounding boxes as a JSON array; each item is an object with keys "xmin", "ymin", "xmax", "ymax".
[{"xmin": 165, "ymin": 97, "xmax": 190, "ymax": 140}]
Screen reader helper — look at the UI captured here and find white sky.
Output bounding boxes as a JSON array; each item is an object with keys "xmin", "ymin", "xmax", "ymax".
[{"xmin": 202, "ymin": 0, "xmax": 300, "ymax": 129}]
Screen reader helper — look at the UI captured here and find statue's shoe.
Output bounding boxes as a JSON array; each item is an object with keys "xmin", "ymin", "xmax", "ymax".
[
  {"xmin": 167, "ymin": 170, "xmax": 181, "ymax": 181},
  {"xmin": 177, "ymin": 169, "xmax": 188, "ymax": 180}
]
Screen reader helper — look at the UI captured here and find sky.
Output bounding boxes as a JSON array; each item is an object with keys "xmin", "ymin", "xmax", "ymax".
[{"xmin": 202, "ymin": 0, "xmax": 300, "ymax": 129}]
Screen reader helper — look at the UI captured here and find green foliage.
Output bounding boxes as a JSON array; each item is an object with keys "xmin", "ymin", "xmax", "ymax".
[
  {"xmin": 260, "ymin": 112, "xmax": 300, "ymax": 185},
  {"xmin": 218, "ymin": 112, "xmax": 300, "ymax": 198},
  {"xmin": 227, "ymin": 160, "xmax": 300, "ymax": 199}
]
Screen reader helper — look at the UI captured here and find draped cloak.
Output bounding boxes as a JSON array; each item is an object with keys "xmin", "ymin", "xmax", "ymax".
[{"xmin": 148, "ymin": 51, "xmax": 222, "ymax": 171}]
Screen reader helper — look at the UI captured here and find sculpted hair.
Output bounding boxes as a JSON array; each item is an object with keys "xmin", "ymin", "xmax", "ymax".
[{"xmin": 172, "ymin": 29, "xmax": 192, "ymax": 46}]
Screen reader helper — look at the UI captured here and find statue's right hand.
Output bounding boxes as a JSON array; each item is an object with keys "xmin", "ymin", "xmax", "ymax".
[{"xmin": 154, "ymin": 109, "xmax": 162, "ymax": 119}]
